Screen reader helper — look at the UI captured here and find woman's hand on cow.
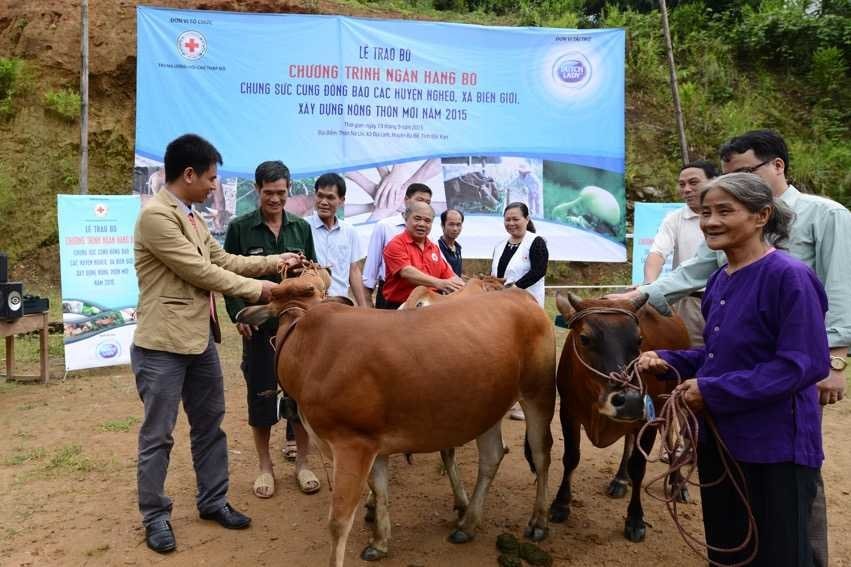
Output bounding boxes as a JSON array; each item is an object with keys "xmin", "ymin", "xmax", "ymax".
[
  {"xmin": 675, "ymin": 378, "xmax": 704, "ymax": 413},
  {"xmin": 636, "ymin": 351, "xmax": 669, "ymax": 374},
  {"xmin": 236, "ymin": 323, "xmax": 257, "ymax": 338}
]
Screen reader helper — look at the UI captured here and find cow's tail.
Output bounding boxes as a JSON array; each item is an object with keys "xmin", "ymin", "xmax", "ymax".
[{"xmin": 523, "ymin": 433, "xmax": 536, "ymax": 474}]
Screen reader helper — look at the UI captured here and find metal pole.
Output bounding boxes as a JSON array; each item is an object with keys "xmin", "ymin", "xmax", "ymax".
[
  {"xmin": 80, "ymin": 0, "xmax": 89, "ymax": 195},
  {"xmin": 659, "ymin": 0, "xmax": 689, "ymax": 165}
]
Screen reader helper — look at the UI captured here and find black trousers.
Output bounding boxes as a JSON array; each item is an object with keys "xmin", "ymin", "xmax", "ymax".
[
  {"xmin": 698, "ymin": 436, "xmax": 818, "ymax": 567},
  {"xmin": 374, "ymin": 279, "xmax": 402, "ymax": 310}
]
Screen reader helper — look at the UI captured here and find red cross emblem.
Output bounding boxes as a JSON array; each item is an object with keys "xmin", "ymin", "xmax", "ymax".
[
  {"xmin": 94, "ymin": 203, "xmax": 108, "ymax": 217},
  {"xmin": 177, "ymin": 31, "xmax": 207, "ymax": 61}
]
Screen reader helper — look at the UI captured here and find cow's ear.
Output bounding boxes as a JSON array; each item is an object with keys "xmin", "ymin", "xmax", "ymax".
[
  {"xmin": 567, "ymin": 292, "xmax": 585, "ymax": 313},
  {"xmin": 555, "ymin": 291, "xmax": 576, "ymax": 317},
  {"xmin": 236, "ymin": 305, "xmax": 275, "ymax": 326},
  {"xmin": 323, "ymin": 296, "xmax": 354, "ymax": 306},
  {"xmin": 631, "ymin": 292, "xmax": 649, "ymax": 311}
]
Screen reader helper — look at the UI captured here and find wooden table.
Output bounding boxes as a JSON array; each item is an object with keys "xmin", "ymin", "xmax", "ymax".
[{"xmin": 1, "ymin": 312, "xmax": 49, "ymax": 383}]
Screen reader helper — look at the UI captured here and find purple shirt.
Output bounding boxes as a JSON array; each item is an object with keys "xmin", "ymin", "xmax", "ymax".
[{"xmin": 657, "ymin": 250, "xmax": 829, "ymax": 469}]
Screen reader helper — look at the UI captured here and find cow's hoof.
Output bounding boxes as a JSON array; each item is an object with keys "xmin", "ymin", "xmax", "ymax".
[
  {"xmin": 606, "ymin": 479, "xmax": 629, "ymax": 499},
  {"xmin": 448, "ymin": 529, "xmax": 474, "ymax": 544},
  {"xmin": 361, "ymin": 546, "xmax": 387, "ymax": 561},
  {"xmin": 675, "ymin": 486, "xmax": 690, "ymax": 504},
  {"xmin": 624, "ymin": 518, "xmax": 646, "ymax": 543},
  {"xmin": 523, "ymin": 525, "xmax": 548, "ymax": 542},
  {"xmin": 364, "ymin": 505, "xmax": 376, "ymax": 524},
  {"xmin": 548, "ymin": 504, "xmax": 569, "ymax": 523}
]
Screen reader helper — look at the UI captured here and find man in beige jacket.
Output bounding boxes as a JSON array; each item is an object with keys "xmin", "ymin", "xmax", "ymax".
[{"xmin": 132, "ymin": 134, "xmax": 298, "ymax": 553}]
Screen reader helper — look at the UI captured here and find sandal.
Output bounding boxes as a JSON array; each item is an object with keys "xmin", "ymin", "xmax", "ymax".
[
  {"xmin": 282, "ymin": 440, "xmax": 297, "ymax": 462},
  {"xmin": 253, "ymin": 472, "xmax": 275, "ymax": 499},
  {"xmin": 296, "ymin": 468, "xmax": 321, "ymax": 494}
]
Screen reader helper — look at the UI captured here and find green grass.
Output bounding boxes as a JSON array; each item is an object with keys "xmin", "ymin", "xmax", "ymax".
[
  {"xmin": 99, "ymin": 416, "xmax": 139, "ymax": 432},
  {"xmin": 2, "ymin": 447, "xmax": 46, "ymax": 466},
  {"xmin": 44, "ymin": 444, "xmax": 94, "ymax": 474}
]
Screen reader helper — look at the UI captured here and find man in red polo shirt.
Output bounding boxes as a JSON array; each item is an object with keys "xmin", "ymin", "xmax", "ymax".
[{"xmin": 382, "ymin": 201, "xmax": 465, "ymax": 308}]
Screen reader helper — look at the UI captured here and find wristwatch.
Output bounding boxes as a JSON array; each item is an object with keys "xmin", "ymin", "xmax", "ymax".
[{"xmin": 830, "ymin": 356, "xmax": 848, "ymax": 372}]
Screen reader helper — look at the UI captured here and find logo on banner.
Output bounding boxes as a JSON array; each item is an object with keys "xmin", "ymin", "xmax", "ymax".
[
  {"xmin": 553, "ymin": 53, "xmax": 591, "ymax": 89},
  {"xmin": 94, "ymin": 203, "xmax": 108, "ymax": 217},
  {"xmin": 97, "ymin": 340, "xmax": 121, "ymax": 360},
  {"xmin": 177, "ymin": 31, "xmax": 207, "ymax": 60}
]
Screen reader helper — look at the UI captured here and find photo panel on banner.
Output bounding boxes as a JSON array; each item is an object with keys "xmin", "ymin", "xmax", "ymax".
[{"xmin": 133, "ymin": 7, "xmax": 626, "ymax": 262}]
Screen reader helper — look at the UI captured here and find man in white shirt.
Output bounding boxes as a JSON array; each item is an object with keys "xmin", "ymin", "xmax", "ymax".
[
  {"xmin": 362, "ymin": 183, "xmax": 433, "ymax": 308},
  {"xmin": 309, "ymin": 173, "xmax": 368, "ymax": 306},
  {"xmin": 643, "ymin": 160, "xmax": 718, "ymax": 346}
]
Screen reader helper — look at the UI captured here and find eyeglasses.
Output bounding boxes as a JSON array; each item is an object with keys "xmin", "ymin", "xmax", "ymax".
[{"xmin": 731, "ymin": 159, "xmax": 772, "ymax": 174}]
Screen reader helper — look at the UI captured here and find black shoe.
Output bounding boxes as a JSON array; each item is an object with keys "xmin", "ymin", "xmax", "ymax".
[
  {"xmin": 145, "ymin": 520, "xmax": 176, "ymax": 553},
  {"xmin": 200, "ymin": 503, "xmax": 251, "ymax": 529}
]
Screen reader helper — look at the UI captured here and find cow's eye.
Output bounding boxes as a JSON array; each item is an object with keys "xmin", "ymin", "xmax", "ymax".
[{"xmin": 579, "ymin": 334, "xmax": 592, "ymax": 347}]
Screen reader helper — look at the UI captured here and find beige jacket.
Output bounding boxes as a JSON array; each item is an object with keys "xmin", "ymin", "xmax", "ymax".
[{"xmin": 133, "ymin": 189, "xmax": 278, "ymax": 354}]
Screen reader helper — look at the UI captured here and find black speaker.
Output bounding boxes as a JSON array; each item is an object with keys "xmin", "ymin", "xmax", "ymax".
[
  {"xmin": 0, "ymin": 252, "xmax": 7, "ymax": 282},
  {"xmin": 0, "ymin": 282, "xmax": 23, "ymax": 321}
]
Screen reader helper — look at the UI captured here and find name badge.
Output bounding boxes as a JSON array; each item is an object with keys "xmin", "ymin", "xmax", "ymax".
[{"xmin": 248, "ymin": 247, "xmax": 264, "ymax": 255}]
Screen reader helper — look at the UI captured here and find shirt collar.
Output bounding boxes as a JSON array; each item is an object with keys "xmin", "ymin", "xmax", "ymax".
[
  {"xmin": 402, "ymin": 231, "xmax": 433, "ymax": 248},
  {"xmin": 682, "ymin": 206, "xmax": 699, "ymax": 220},
  {"xmin": 309, "ymin": 213, "xmax": 339, "ymax": 231},
  {"xmin": 165, "ymin": 189, "xmax": 193, "ymax": 216},
  {"xmin": 778, "ymin": 184, "xmax": 799, "ymax": 207},
  {"xmin": 250, "ymin": 208, "xmax": 290, "ymax": 228}
]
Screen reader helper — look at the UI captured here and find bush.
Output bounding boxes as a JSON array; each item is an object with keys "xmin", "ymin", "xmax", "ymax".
[
  {"xmin": 43, "ymin": 88, "xmax": 81, "ymax": 121},
  {"xmin": 0, "ymin": 57, "xmax": 25, "ymax": 118}
]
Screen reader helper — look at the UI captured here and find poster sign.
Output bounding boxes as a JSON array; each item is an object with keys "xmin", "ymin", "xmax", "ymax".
[
  {"xmin": 631, "ymin": 202, "xmax": 682, "ymax": 285},
  {"xmin": 57, "ymin": 195, "xmax": 140, "ymax": 371},
  {"xmin": 135, "ymin": 7, "xmax": 627, "ymax": 261}
]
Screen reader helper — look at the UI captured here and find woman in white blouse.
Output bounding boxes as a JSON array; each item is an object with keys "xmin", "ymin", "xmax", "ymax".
[{"xmin": 491, "ymin": 202, "xmax": 549, "ymax": 420}]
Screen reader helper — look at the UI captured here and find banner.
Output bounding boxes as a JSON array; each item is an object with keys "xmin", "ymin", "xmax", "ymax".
[
  {"xmin": 630, "ymin": 202, "xmax": 682, "ymax": 285},
  {"xmin": 135, "ymin": 7, "xmax": 626, "ymax": 261},
  {"xmin": 57, "ymin": 195, "xmax": 141, "ymax": 371}
]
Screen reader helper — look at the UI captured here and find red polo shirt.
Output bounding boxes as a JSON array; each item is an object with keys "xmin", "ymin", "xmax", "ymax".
[{"xmin": 382, "ymin": 231, "xmax": 455, "ymax": 304}]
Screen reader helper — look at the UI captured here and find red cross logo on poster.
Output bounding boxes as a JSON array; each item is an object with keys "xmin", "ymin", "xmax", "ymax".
[
  {"xmin": 94, "ymin": 203, "xmax": 108, "ymax": 217},
  {"xmin": 177, "ymin": 31, "xmax": 207, "ymax": 61}
]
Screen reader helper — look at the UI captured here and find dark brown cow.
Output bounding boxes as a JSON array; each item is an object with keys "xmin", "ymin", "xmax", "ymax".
[
  {"xmin": 238, "ymin": 269, "xmax": 556, "ymax": 567},
  {"xmin": 549, "ymin": 293, "xmax": 690, "ymax": 542}
]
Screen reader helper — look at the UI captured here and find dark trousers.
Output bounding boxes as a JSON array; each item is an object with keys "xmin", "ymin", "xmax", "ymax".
[
  {"xmin": 698, "ymin": 436, "xmax": 818, "ymax": 567},
  {"xmin": 808, "ymin": 406, "xmax": 828, "ymax": 567},
  {"xmin": 132, "ymin": 334, "xmax": 228, "ymax": 526}
]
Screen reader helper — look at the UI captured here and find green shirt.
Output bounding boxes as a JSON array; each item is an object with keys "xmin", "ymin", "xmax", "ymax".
[
  {"xmin": 223, "ymin": 208, "xmax": 317, "ymax": 323},
  {"xmin": 640, "ymin": 185, "xmax": 851, "ymax": 348}
]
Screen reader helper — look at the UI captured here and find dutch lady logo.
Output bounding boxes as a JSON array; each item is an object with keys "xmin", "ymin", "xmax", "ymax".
[
  {"xmin": 552, "ymin": 52, "xmax": 591, "ymax": 89},
  {"xmin": 177, "ymin": 30, "xmax": 207, "ymax": 60}
]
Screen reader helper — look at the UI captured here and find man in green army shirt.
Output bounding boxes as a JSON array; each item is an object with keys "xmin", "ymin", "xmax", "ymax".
[{"xmin": 224, "ymin": 160, "xmax": 321, "ymax": 499}]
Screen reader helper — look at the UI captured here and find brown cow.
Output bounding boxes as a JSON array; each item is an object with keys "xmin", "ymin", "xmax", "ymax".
[
  {"xmin": 238, "ymin": 269, "xmax": 556, "ymax": 567},
  {"xmin": 549, "ymin": 292, "xmax": 690, "ymax": 542}
]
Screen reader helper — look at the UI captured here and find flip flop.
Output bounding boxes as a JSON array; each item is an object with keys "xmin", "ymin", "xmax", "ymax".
[
  {"xmin": 282, "ymin": 441, "xmax": 297, "ymax": 462},
  {"xmin": 296, "ymin": 468, "xmax": 321, "ymax": 495},
  {"xmin": 253, "ymin": 472, "xmax": 275, "ymax": 499}
]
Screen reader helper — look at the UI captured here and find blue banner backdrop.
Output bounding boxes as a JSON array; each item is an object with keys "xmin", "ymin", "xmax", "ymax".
[
  {"xmin": 631, "ymin": 202, "xmax": 683, "ymax": 285},
  {"xmin": 135, "ymin": 7, "xmax": 627, "ymax": 261},
  {"xmin": 57, "ymin": 195, "xmax": 141, "ymax": 371}
]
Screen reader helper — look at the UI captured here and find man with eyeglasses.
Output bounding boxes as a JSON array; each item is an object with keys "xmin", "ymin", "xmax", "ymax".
[{"xmin": 609, "ymin": 129, "xmax": 850, "ymax": 567}]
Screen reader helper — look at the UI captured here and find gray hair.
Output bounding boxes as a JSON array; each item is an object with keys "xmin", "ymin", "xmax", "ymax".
[
  {"xmin": 699, "ymin": 172, "xmax": 794, "ymax": 248},
  {"xmin": 404, "ymin": 201, "xmax": 435, "ymax": 219}
]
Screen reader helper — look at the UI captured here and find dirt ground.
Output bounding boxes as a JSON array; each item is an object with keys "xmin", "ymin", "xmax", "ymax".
[{"xmin": 1, "ymin": 323, "xmax": 849, "ymax": 567}]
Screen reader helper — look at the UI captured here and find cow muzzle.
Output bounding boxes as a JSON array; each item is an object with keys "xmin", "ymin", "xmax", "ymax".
[{"xmin": 601, "ymin": 388, "xmax": 646, "ymax": 422}]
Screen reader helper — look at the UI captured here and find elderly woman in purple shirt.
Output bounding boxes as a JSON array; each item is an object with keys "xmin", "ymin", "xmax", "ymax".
[{"xmin": 638, "ymin": 172, "xmax": 829, "ymax": 567}]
